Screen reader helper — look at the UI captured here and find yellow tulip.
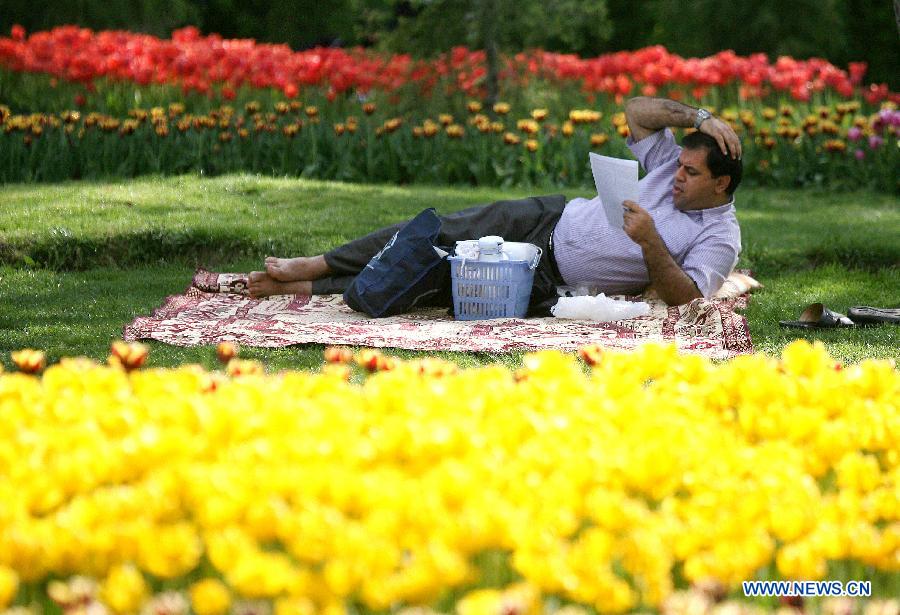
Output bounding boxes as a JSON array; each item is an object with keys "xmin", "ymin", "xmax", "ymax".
[
  {"xmin": 0, "ymin": 566, "xmax": 19, "ymax": 609},
  {"xmin": 101, "ymin": 564, "xmax": 148, "ymax": 615},
  {"xmin": 0, "ymin": 340, "xmax": 895, "ymax": 611},
  {"xmin": 189, "ymin": 579, "xmax": 231, "ymax": 615},
  {"xmin": 275, "ymin": 596, "xmax": 316, "ymax": 615}
]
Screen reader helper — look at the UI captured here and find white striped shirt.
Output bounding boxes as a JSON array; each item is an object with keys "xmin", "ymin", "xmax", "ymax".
[{"xmin": 552, "ymin": 128, "xmax": 741, "ymax": 298}]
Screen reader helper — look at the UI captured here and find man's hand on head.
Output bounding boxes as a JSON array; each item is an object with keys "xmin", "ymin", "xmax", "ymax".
[
  {"xmin": 698, "ymin": 116, "xmax": 742, "ymax": 159},
  {"xmin": 622, "ymin": 201, "xmax": 659, "ymax": 247}
]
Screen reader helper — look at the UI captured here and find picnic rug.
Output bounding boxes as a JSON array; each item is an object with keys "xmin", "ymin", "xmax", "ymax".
[{"xmin": 122, "ymin": 269, "xmax": 754, "ymax": 358}]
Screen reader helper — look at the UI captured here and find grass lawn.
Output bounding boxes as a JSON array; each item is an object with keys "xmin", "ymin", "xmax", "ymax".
[{"xmin": 1, "ymin": 174, "xmax": 897, "ymax": 371}]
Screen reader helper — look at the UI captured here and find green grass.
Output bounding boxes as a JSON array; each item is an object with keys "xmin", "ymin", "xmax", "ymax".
[{"xmin": 1, "ymin": 174, "xmax": 897, "ymax": 370}]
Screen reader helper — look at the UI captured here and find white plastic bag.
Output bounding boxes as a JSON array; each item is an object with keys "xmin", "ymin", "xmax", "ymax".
[{"xmin": 551, "ymin": 293, "xmax": 650, "ymax": 321}]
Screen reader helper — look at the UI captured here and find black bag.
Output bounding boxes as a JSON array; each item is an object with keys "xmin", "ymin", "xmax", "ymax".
[{"xmin": 343, "ymin": 208, "xmax": 452, "ymax": 317}]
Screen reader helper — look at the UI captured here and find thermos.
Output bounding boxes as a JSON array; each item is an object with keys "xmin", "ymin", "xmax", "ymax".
[{"xmin": 477, "ymin": 236, "xmax": 506, "ymax": 262}]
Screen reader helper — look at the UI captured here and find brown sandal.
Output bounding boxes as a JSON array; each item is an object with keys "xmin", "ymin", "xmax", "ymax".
[{"xmin": 779, "ymin": 303, "xmax": 856, "ymax": 329}]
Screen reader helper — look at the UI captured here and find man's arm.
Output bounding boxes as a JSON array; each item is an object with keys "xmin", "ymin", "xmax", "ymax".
[
  {"xmin": 624, "ymin": 96, "xmax": 741, "ymax": 159},
  {"xmin": 622, "ymin": 200, "xmax": 702, "ymax": 305}
]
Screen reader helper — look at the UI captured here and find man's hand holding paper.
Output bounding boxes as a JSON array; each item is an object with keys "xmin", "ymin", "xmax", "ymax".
[
  {"xmin": 589, "ymin": 152, "xmax": 639, "ymax": 229},
  {"xmin": 621, "ymin": 200, "xmax": 658, "ymax": 247}
]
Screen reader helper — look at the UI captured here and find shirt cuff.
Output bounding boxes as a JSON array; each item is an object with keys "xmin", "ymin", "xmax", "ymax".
[
  {"xmin": 627, "ymin": 128, "xmax": 676, "ymax": 171},
  {"xmin": 685, "ymin": 267, "xmax": 728, "ymax": 299}
]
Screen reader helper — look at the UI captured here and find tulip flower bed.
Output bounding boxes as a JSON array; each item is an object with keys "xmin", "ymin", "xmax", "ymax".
[
  {"xmin": 0, "ymin": 99, "xmax": 897, "ymax": 191},
  {"xmin": 0, "ymin": 341, "xmax": 898, "ymax": 615},
  {"xmin": 2, "ymin": 26, "xmax": 897, "ymax": 107},
  {"xmin": 1, "ymin": 26, "xmax": 898, "ymax": 190}
]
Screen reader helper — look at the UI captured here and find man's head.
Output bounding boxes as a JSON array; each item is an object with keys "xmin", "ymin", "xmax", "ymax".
[{"xmin": 673, "ymin": 131, "xmax": 743, "ymax": 210}]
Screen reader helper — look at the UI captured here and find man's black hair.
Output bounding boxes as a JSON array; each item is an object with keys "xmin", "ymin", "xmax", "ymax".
[{"xmin": 682, "ymin": 131, "xmax": 743, "ymax": 195}]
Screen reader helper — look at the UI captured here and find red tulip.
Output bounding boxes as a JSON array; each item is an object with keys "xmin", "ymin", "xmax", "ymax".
[
  {"xmin": 0, "ymin": 27, "xmax": 893, "ymax": 104},
  {"xmin": 848, "ymin": 61, "xmax": 867, "ymax": 85}
]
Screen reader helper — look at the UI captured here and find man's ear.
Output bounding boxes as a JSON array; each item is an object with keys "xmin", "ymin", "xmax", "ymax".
[{"xmin": 714, "ymin": 174, "xmax": 731, "ymax": 195}]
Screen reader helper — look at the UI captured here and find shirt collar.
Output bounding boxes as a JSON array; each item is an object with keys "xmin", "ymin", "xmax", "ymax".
[{"xmin": 685, "ymin": 196, "xmax": 735, "ymax": 221}]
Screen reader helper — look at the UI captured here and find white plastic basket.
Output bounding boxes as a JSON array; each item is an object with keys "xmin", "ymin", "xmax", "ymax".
[{"xmin": 449, "ymin": 242, "xmax": 542, "ymax": 320}]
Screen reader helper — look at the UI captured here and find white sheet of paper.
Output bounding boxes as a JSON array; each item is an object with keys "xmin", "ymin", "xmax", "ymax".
[{"xmin": 589, "ymin": 152, "xmax": 639, "ymax": 229}]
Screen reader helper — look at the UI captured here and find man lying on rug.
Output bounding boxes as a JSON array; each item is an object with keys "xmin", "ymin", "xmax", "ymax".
[{"xmin": 249, "ymin": 96, "xmax": 743, "ymax": 312}]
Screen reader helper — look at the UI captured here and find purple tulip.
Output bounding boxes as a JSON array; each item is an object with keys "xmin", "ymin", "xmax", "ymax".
[
  {"xmin": 870, "ymin": 109, "xmax": 900, "ymax": 133},
  {"xmin": 854, "ymin": 149, "xmax": 865, "ymax": 160},
  {"xmin": 869, "ymin": 134, "xmax": 884, "ymax": 149},
  {"xmin": 847, "ymin": 126, "xmax": 862, "ymax": 141}
]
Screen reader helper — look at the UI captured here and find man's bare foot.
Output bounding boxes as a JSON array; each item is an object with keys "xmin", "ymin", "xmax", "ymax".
[
  {"xmin": 248, "ymin": 272, "xmax": 312, "ymax": 298},
  {"xmin": 264, "ymin": 255, "xmax": 330, "ymax": 282}
]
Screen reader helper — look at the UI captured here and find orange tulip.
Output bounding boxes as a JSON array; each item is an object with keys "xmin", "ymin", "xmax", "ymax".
[
  {"xmin": 446, "ymin": 124, "xmax": 465, "ymax": 138},
  {"xmin": 423, "ymin": 121, "xmax": 439, "ymax": 138},
  {"xmin": 108, "ymin": 341, "xmax": 149, "ymax": 371},
  {"xmin": 201, "ymin": 371, "xmax": 227, "ymax": 393},
  {"xmin": 375, "ymin": 355, "xmax": 398, "ymax": 372},
  {"xmin": 412, "ymin": 358, "xmax": 457, "ymax": 378},
  {"xmin": 216, "ymin": 342, "xmax": 239, "ymax": 364},
  {"xmin": 226, "ymin": 359, "xmax": 263, "ymax": 377},
  {"xmin": 824, "ymin": 139, "xmax": 847, "ymax": 153},
  {"xmin": 591, "ymin": 133, "xmax": 609, "ymax": 147},
  {"xmin": 12, "ymin": 349, "xmax": 46, "ymax": 374},
  {"xmin": 355, "ymin": 349, "xmax": 383, "ymax": 373},
  {"xmin": 516, "ymin": 119, "xmax": 539, "ymax": 135},
  {"xmin": 323, "ymin": 346, "xmax": 353, "ymax": 364},
  {"xmin": 578, "ymin": 344, "xmax": 603, "ymax": 366},
  {"xmin": 355, "ymin": 350, "xmax": 397, "ymax": 372}
]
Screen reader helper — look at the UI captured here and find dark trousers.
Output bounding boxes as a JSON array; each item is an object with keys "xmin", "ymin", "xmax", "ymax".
[{"xmin": 312, "ymin": 194, "xmax": 568, "ymax": 315}]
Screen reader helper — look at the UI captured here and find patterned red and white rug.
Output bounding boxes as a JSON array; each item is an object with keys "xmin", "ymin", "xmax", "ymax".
[{"xmin": 123, "ymin": 269, "xmax": 754, "ymax": 358}]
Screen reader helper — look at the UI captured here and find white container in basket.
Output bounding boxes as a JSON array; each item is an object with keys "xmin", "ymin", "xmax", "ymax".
[{"xmin": 449, "ymin": 237, "xmax": 542, "ymax": 320}]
